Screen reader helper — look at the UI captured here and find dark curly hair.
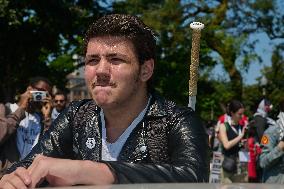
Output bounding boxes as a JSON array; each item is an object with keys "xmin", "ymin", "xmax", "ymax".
[
  {"xmin": 83, "ymin": 14, "xmax": 156, "ymax": 65},
  {"xmin": 29, "ymin": 76, "xmax": 52, "ymax": 94},
  {"xmin": 226, "ymin": 100, "xmax": 244, "ymax": 116}
]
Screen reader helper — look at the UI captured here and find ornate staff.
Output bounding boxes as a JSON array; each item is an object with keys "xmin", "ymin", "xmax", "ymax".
[{"xmin": 188, "ymin": 22, "xmax": 204, "ymax": 110}]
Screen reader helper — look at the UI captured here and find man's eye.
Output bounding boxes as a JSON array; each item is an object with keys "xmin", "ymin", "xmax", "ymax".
[
  {"xmin": 110, "ymin": 58, "xmax": 125, "ymax": 65},
  {"xmin": 85, "ymin": 59, "xmax": 99, "ymax": 65}
]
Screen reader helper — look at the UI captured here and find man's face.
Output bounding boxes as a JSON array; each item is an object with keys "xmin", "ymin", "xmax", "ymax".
[
  {"xmin": 84, "ymin": 36, "xmax": 152, "ymax": 110},
  {"xmin": 54, "ymin": 94, "xmax": 66, "ymax": 111},
  {"xmin": 31, "ymin": 81, "xmax": 52, "ymax": 94}
]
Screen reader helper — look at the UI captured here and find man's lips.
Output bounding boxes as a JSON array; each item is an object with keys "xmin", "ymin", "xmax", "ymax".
[{"xmin": 91, "ymin": 82, "xmax": 116, "ymax": 89}]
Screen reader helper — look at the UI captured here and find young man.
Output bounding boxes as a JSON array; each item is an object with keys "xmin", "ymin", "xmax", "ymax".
[
  {"xmin": 0, "ymin": 14, "xmax": 209, "ymax": 188},
  {"xmin": 51, "ymin": 91, "xmax": 67, "ymax": 121}
]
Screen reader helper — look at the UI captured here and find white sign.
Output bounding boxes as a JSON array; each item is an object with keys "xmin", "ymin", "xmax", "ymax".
[{"xmin": 209, "ymin": 151, "xmax": 222, "ymax": 183}]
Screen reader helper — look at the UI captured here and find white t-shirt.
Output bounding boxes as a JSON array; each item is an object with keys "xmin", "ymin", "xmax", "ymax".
[
  {"xmin": 9, "ymin": 103, "xmax": 42, "ymax": 160},
  {"xmin": 101, "ymin": 96, "xmax": 151, "ymax": 161}
]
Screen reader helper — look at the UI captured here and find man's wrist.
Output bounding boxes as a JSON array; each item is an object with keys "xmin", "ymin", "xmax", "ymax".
[{"xmin": 80, "ymin": 160, "xmax": 115, "ymax": 185}]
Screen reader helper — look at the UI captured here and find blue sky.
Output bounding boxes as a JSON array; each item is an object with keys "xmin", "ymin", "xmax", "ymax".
[
  {"xmin": 243, "ymin": 33, "xmax": 273, "ymax": 85},
  {"xmin": 211, "ymin": 32, "xmax": 276, "ymax": 85},
  {"xmin": 211, "ymin": 0, "xmax": 284, "ymax": 85}
]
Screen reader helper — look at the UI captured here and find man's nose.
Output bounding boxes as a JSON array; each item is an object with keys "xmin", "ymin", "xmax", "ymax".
[{"xmin": 96, "ymin": 58, "xmax": 111, "ymax": 74}]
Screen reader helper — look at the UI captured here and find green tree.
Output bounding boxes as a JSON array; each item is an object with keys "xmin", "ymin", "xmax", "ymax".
[
  {"xmin": 0, "ymin": 0, "xmax": 107, "ymax": 102},
  {"xmin": 262, "ymin": 45, "xmax": 284, "ymax": 118},
  {"xmin": 112, "ymin": 0, "xmax": 283, "ymax": 120}
]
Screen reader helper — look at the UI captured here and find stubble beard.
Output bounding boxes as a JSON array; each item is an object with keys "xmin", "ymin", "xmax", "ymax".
[{"xmin": 95, "ymin": 68, "xmax": 142, "ymax": 110}]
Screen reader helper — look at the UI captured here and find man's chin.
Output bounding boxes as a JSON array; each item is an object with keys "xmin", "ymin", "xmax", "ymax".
[{"xmin": 93, "ymin": 97, "xmax": 110, "ymax": 107}]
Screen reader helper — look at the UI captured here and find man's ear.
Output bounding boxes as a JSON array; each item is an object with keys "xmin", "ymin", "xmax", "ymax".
[{"xmin": 140, "ymin": 59, "xmax": 154, "ymax": 82}]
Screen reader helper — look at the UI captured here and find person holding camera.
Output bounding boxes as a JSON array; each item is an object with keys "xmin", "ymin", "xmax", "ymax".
[
  {"xmin": 218, "ymin": 100, "xmax": 248, "ymax": 183},
  {"xmin": 0, "ymin": 76, "xmax": 52, "ymax": 177},
  {"xmin": 259, "ymin": 99, "xmax": 284, "ymax": 183}
]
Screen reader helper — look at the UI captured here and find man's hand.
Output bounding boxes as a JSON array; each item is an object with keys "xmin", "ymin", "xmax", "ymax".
[
  {"xmin": 27, "ymin": 155, "xmax": 82, "ymax": 187},
  {"xmin": 0, "ymin": 155, "xmax": 115, "ymax": 188},
  {"xmin": 27, "ymin": 155, "xmax": 115, "ymax": 187},
  {"xmin": 0, "ymin": 167, "xmax": 31, "ymax": 189},
  {"xmin": 1, "ymin": 154, "xmax": 116, "ymax": 188}
]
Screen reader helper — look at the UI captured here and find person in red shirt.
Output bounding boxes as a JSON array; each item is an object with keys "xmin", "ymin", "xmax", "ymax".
[{"xmin": 247, "ymin": 122, "xmax": 262, "ymax": 182}]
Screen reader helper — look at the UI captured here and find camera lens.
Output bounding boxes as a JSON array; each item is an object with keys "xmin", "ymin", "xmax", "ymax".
[{"xmin": 35, "ymin": 94, "xmax": 42, "ymax": 101}]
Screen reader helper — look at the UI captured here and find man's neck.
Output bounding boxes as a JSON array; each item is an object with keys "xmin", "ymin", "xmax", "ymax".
[{"xmin": 102, "ymin": 92, "xmax": 149, "ymax": 142}]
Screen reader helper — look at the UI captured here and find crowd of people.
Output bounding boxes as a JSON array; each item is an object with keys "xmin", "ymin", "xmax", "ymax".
[
  {"xmin": 207, "ymin": 98, "xmax": 284, "ymax": 184},
  {"xmin": 0, "ymin": 13, "xmax": 283, "ymax": 188},
  {"xmin": 0, "ymin": 77, "xmax": 68, "ymax": 177}
]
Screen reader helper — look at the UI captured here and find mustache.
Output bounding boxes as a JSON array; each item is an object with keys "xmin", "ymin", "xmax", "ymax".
[{"xmin": 91, "ymin": 81, "xmax": 116, "ymax": 88}]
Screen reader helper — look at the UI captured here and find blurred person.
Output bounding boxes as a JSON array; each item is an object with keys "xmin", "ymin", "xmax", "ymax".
[
  {"xmin": 206, "ymin": 120, "xmax": 217, "ymax": 151},
  {"xmin": 51, "ymin": 91, "xmax": 67, "ymax": 121},
  {"xmin": 0, "ymin": 92, "xmax": 31, "ymax": 178},
  {"xmin": 215, "ymin": 104, "xmax": 248, "ymax": 152},
  {"xmin": 251, "ymin": 98, "xmax": 275, "ymax": 143},
  {"xmin": 0, "ymin": 90, "xmax": 31, "ymax": 144},
  {"xmin": 0, "ymin": 14, "xmax": 209, "ymax": 188},
  {"xmin": 247, "ymin": 122, "xmax": 261, "ymax": 182},
  {"xmin": 219, "ymin": 100, "xmax": 248, "ymax": 183},
  {"xmin": 259, "ymin": 99, "xmax": 284, "ymax": 183},
  {"xmin": 0, "ymin": 77, "xmax": 52, "ymax": 177},
  {"xmin": 14, "ymin": 77, "xmax": 53, "ymax": 159}
]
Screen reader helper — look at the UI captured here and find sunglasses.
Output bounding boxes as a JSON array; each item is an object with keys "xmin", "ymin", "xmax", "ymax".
[{"xmin": 54, "ymin": 100, "xmax": 65, "ymax": 103}]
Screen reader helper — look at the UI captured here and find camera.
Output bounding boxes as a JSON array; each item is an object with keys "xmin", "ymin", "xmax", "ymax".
[{"xmin": 30, "ymin": 91, "xmax": 47, "ymax": 102}]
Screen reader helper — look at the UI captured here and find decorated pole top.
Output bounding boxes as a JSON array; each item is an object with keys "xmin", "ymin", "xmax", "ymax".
[
  {"xmin": 190, "ymin": 22, "xmax": 205, "ymax": 30},
  {"xmin": 188, "ymin": 22, "xmax": 204, "ymax": 110}
]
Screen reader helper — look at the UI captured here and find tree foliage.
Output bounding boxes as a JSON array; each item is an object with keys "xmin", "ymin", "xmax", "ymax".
[
  {"xmin": 112, "ymin": 0, "xmax": 284, "ymax": 120},
  {"xmin": 1, "ymin": 0, "xmax": 283, "ymax": 122},
  {"xmin": 0, "ymin": 0, "xmax": 107, "ymax": 102}
]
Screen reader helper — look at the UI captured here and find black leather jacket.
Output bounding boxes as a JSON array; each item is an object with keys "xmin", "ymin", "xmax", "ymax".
[{"xmin": 7, "ymin": 94, "xmax": 209, "ymax": 183}]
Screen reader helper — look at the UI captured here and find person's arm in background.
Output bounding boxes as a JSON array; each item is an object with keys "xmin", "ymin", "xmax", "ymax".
[
  {"xmin": 0, "ymin": 90, "xmax": 31, "ymax": 144},
  {"xmin": 219, "ymin": 123, "xmax": 246, "ymax": 150},
  {"xmin": 259, "ymin": 127, "xmax": 284, "ymax": 169}
]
